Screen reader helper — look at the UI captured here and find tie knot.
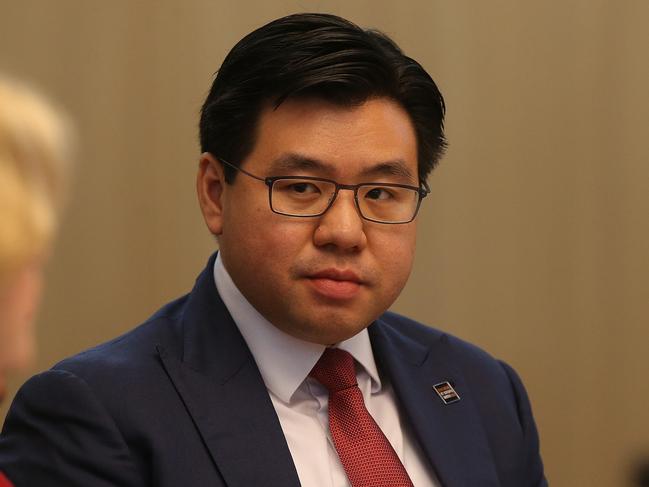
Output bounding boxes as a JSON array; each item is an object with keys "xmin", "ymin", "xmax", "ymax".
[{"xmin": 310, "ymin": 348, "xmax": 357, "ymax": 392}]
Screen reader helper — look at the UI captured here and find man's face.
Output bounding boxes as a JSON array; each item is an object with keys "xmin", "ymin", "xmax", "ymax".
[{"xmin": 198, "ymin": 97, "xmax": 420, "ymax": 345}]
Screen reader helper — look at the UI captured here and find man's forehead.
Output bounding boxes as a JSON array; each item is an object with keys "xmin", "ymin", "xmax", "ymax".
[{"xmin": 244, "ymin": 97, "xmax": 419, "ymax": 181}]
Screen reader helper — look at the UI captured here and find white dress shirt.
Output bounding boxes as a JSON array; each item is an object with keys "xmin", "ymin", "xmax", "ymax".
[{"xmin": 213, "ymin": 254, "xmax": 439, "ymax": 486}]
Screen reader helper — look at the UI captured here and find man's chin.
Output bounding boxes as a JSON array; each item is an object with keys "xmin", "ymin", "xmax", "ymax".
[{"xmin": 299, "ymin": 314, "xmax": 374, "ymax": 345}]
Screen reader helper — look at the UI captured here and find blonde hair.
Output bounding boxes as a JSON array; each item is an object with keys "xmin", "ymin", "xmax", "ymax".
[{"xmin": 0, "ymin": 76, "xmax": 73, "ymax": 282}]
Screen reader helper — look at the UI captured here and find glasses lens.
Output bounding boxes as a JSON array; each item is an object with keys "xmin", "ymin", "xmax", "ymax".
[
  {"xmin": 357, "ymin": 184, "xmax": 420, "ymax": 223},
  {"xmin": 271, "ymin": 178, "xmax": 335, "ymax": 216}
]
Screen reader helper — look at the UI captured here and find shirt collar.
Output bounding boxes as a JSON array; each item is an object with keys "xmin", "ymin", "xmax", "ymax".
[{"xmin": 213, "ymin": 253, "xmax": 382, "ymax": 403}]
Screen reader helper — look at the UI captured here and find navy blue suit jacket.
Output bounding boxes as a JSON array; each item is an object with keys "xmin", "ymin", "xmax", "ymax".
[{"xmin": 0, "ymin": 255, "xmax": 546, "ymax": 486}]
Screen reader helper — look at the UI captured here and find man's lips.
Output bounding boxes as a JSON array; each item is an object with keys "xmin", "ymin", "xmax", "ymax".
[
  {"xmin": 308, "ymin": 269, "xmax": 362, "ymax": 283},
  {"xmin": 305, "ymin": 269, "xmax": 364, "ymax": 300}
]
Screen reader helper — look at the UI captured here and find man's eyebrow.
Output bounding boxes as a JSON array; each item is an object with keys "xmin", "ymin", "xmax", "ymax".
[
  {"xmin": 268, "ymin": 153, "xmax": 416, "ymax": 181},
  {"xmin": 358, "ymin": 160, "xmax": 416, "ymax": 181},
  {"xmin": 268, "ymin": 154, "xmax": 332, "ymax": 174}
]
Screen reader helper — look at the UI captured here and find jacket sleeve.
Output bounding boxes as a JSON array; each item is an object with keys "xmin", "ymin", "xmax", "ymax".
[{"xmin": 0, "ymin": 369, "xmax": 142, "ymax": 487}]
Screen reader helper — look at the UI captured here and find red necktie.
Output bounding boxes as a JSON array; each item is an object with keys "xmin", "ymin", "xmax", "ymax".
[
  {"xmin": 310, "ymin": 348, "xmax": 414, "ymax": 487},
  {"xmin": 0, "ymin": 471, "xmax": 14, "ymax": 487}
]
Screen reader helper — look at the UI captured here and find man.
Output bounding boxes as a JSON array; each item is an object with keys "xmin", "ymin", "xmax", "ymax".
[{"xmin": 0, "ymin": 13, "xmax": 546, "ymax": 486}]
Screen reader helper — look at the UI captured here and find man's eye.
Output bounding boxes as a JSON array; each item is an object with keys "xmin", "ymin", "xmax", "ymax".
[
  {"xmin": 288, "ymin": 182, "xmax": 320, "ymax": 194},
  {"xmin": 365, "ymin": 187, "xmax": 393, "ymax": 200}
]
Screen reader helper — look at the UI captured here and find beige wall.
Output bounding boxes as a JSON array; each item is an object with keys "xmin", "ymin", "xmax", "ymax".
[{"xmin": 2, "ymin": 1, "xmax": 648, "ymax": 485}]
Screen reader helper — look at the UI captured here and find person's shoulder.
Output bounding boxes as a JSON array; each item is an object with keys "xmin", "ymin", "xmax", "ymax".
[
  {"xmin": 377, "ymin": 310, "xmax": 514, "ymax": 382},
  {"xmin": 1, "ymin": 292, "xmax": 197, "ymax": 433},
  {"xmin": 376, "ymin": 311, "xmax": 539, "ymax": 432},
  {"xmin": 52, "ymin": 293, "xmax": 189, "ymax": 381},
  {"xmin": 378, "ymin": 311, "xmax": 494, "ymax": 359}
]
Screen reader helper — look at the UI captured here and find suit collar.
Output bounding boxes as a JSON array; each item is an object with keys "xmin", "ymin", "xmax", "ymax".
[
  {"xmin": 369, "ymin": 319, "xmax": 501, "ymax": 487},
  {"xmin": 158, "ymin": 254, "xmax": 301, "ymax": 487}
]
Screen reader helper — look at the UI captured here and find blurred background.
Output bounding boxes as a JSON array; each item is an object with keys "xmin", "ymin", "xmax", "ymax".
[{"xmin": 1, "ymin": 1, "xmax": 648, "ymax": 485}]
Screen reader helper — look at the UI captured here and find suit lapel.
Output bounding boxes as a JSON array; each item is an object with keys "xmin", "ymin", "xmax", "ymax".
[
  {"xmin": 369, "ymin": 320, "xmax": 501, "ymax": 487},
  {"xmin": 157, "ymin": 256, "xmax": 300, "ymax": 487}
]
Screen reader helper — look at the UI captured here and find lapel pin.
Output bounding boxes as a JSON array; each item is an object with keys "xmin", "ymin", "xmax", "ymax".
[{"xmin": 433, "ymin": 381, "xmax": 460, "ymax": 404}]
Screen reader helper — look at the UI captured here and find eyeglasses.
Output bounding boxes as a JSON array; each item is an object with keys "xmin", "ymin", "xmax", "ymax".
[{"xmin": 218, "ymin": 157, "xmax": 430, "ymax": 224}]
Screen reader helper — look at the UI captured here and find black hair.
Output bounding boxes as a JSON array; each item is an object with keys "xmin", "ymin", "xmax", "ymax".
[{"xmin": 199, "ymin": 13, "xmax": 446, "ymax": 183}]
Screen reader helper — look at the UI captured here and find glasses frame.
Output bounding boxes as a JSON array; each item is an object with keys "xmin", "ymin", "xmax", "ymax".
[{"xmin": 217, "ymin": 157, "xmax": 430, "ymax": 224}]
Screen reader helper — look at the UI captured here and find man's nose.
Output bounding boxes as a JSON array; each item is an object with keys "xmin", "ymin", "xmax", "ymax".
[{"xmin": 313, "ymin": 189, "xmax": 367, "ymax": 252}]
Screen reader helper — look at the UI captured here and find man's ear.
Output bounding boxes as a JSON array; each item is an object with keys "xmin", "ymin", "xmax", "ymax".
[{"xmin": 197, "ymin": 152, "xmax": 227, "ymax": 236}]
